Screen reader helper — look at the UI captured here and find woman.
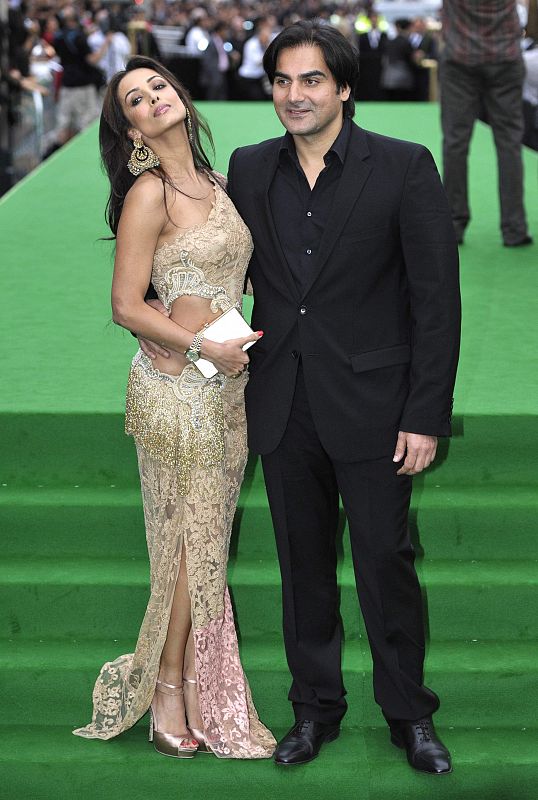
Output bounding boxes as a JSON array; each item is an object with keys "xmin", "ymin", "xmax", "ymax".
[{"xmin": 73, "ymin": 56, "xmax": 276, "ymax": 760}]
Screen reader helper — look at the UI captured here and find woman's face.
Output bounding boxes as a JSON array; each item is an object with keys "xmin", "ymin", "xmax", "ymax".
[{"xmin": 118, "ymin": 68, "xmax": 186, "ymax": 141}]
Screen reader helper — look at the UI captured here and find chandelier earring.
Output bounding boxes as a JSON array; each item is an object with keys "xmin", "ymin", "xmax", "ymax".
[
  {"xmin": 127, "ymin": 137, "xmax": 160, "ymax": 176},
  {"xmin": 185, "ymin": 108, "xmax": 194, "ymax": 146}
]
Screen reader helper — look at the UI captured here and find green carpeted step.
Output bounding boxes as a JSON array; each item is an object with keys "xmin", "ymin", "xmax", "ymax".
[
  {"xmin": 1, "ymin": 639, "xmax": 536, "ymax": 729},
  {"xmin": 2, "ymin": 412, "xmax": 538, "ymax": 488},
  {"xmin": 1, "ymin": 558, "xmax": 537, "ymax": 641},
  {"xmin": 2, "ymin": 106, "xmax": 537, "ymax": 800},
  {"xmin": 1, "ymin": 724, "xmax": 537, "ymax": 800},
  {"xmin": 1, "ymin": 485, "xmax": 537, "ymax": 561}
]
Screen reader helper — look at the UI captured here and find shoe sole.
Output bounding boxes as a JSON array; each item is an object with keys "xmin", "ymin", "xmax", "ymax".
[
  {"xmin": 390, "ymin": 734, "xmax": 452, "ymax": 775},
  {"xmin": 274, "ymin": 728, "xmax": 340, "ymax": 766}
]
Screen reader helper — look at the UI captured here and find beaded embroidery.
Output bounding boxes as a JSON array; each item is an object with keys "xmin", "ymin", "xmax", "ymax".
[
  {"xmin": 154, "ymin": 252, "xmax": 232, "ymax": 314},
  {"xmin": 125, "ymin": 353, "xmax": 226, "ymax": 495}
]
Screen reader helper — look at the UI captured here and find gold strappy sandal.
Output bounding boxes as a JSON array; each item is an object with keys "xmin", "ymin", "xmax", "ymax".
[
  {"xmin": 183, "ymin": 676, "xmax": 214, "ymax": 754},
  {"xmin": 149, "ymin": 678, "xmax": 199, "ymax": 758}
]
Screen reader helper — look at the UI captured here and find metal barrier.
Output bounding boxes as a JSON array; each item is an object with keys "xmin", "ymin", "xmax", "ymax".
[
  {"xmin": 9, "ymin": 85, "xmax": 56, "ymax": 185},
  {"xmin": 0, "ymin": 65, "xmax": 57, "ymax": 195}
]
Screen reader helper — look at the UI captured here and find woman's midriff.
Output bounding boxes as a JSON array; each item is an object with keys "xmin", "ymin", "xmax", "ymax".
[{"xmin": 151, "ymin": 294, "xmax": 223, "ymax": 376}]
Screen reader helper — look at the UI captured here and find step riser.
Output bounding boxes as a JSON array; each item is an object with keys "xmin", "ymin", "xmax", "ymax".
[
  {"xmin": 1, "ymin": 664, "xmax": 532, "ymax": 728},
  {"xmin": 11, "ymin": 762, "xmax": 538, "ymax": 800},
  {"xmin": 1, "ymin": 502, "xmax": 536, "ymax": 561},
  {"xmin": 2, "ymin": 581, "xmax": 536, "ymax": 640},
  {"xmin": 3, "ymin": 728, "xmax": 538, "ymax": 800},
  {"xmin": 2, "ymin": 414, "xmax": 537, "ymax": 487}
]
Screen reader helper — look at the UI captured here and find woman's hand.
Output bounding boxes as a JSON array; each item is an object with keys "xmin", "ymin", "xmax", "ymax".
[{"xmin": 202, "ymin": 332, "xmax": 263, "ymax": 378}]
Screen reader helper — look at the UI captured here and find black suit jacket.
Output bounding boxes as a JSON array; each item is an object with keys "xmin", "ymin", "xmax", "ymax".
[
  {"xmin": 228, "ymin": 121, "xmax": 461, "ymax": 460},
  {"xmin": 357, "ymin": 31, "xmax": 387, "ymax": 100}
]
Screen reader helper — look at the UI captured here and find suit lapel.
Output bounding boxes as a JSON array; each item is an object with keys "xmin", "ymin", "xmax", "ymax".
[
  {"xmin": 300, "ymin": 124, "xmax": 372, "ymax": 300},
  {"xmin": 255, "ymin": 142, "xmax": 301, "ymax": 300}
]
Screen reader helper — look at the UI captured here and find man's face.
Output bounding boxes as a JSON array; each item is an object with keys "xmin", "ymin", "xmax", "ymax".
[
  {"xmin": 413, "ymin": 18, "xmax": 426, "ymax": 35},
  {"xmin": 272, "ymin": 45, "xmax": 350, "ymax": 138}
]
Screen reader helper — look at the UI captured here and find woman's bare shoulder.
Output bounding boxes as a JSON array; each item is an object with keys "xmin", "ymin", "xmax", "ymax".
[
  {"xmin": 125, "ymin": 172, "xmax": 167, "ymax": 213},
  {"xmin": 120, "ymin": 174, "xmax": 168, "ymax": 236}
]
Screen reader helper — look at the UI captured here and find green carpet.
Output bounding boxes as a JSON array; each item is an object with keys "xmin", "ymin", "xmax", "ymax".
[{"xmin": 1, "ymin": 103, "xmax": 538, "ymax": 799}]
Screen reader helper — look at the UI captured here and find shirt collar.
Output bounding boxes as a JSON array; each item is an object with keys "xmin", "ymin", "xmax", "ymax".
[{"xmin": 279, "ymin": 116, "xmax": 351, "ymax": 166}]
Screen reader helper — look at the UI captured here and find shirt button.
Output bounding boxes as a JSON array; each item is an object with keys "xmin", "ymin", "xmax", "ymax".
[
  {"xmin": 299, "ymin": 306, "xmax": 307, "ymax": 315},
  {"xmin": 307, "ymin": 211, "xmax": 312, "ymax": 217},
  {"xmin": 306, "ymin": 249, "xmax": 312, "ymax": 255}
]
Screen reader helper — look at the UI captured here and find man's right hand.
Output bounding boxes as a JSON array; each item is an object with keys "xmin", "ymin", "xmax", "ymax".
[{"xmin": 138, "ymin": 299, "xmax": 171, "ymax": 359}]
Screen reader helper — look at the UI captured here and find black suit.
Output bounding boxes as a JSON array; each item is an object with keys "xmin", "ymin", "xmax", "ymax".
[
  {"xmin": 357, "ymin": 30, "xmax": 387, "ymax": 100},
  {"xmin": 228, "ymin": 121, "xmax": 460, "ymax": 723}
]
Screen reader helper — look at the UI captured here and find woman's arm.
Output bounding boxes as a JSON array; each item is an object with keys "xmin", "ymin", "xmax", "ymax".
[
  {"xmin": 111, "ymin": 177, "xmax": 196, "ymax": 353},
  {"xmin": 112, "ymin": 176, "xmax": 260, "ymax": 375}
]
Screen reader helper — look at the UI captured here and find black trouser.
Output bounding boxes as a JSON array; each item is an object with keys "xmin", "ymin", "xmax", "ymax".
[
  {"xmin": 440, "ymin": 57, "xmax": 528, "ymax": 244},
  {"xmin": 261, "ymin": 366, "xmax": 439, "ymax": 724}
]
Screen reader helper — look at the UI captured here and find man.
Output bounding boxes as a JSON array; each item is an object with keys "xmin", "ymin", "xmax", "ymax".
[
  {"xmin": 184, "ymin": 8, "xmax": 211, "ymax": 54},
  {"xmin": 410, "ymin": 17, "xmax": 436, "ymax": 55},
  {"xmin": 88, "ymin": 12, "xmax": 131, "ymax": 86},
  {"xmin": 199, "ymin": 21, "xmax": 230, "ymax": 100},
  {"xmin": 237, "ymin": 16, "xmax": 274, "ymax": 100},
  {"xmin": 440, "ymin": 0, "xmax": 532, "ymax": 246},
  {"xmin": 356, "ymin": 12, "xmax": 387, "ymax": 101},
  {"xmin": 228, "ymin": 21, "xmax": 460, "ymax": 773},
  {"xmin": 409, "ymin": 17, "xmax": 438, "ymax": 101},
  {"xmin": 140, "ymin": 20, "xmax": 460, "ymax": 774},
  {"xmin": 53, "ymin": 6, "xmax": 113, "ymax": 145}
]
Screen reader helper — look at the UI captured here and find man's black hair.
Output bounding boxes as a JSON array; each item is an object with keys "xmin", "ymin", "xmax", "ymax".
[{"xmin": 263, "ymin": 20, "xmax": 359, "ymax": 118}]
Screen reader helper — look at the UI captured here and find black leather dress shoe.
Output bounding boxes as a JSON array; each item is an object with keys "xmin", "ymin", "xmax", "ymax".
[
  {"xmin": 274, "ymin": 720, "xmax": 340, "ymax": 765},
  {"xmin": 389, "ymin": 716, "xmax": 452, "ymax": 774},
  {"xmin": 504, "ymin": 235, "xmax": 533, "ymax": 247}
]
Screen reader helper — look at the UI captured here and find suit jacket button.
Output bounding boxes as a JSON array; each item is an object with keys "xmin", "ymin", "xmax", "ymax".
[
  {"xmin": 299, "ymin": 306, "xmax": 307, "ymax": 315},
  {"xmin": 291, "ymin": 350, "xmax": 299, "ymax": 359}
]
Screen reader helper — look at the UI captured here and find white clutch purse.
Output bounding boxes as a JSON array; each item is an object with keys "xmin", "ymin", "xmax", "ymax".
[{"xmin": 195, "ymin": 307, "xmax": 255, "ymax": 378}]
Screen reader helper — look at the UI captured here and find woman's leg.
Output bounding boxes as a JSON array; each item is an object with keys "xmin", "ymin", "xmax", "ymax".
[
  {"xmin": 182, "ymin": 630, "xmax": 205, "ymax": 733},
  {"xmin": 152, "ymin": 543, "xmax": 193, "ymax": 736}
]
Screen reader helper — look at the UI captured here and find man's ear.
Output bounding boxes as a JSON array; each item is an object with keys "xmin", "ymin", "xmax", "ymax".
[{"xmin": 339, "ymin": 83, "xmax": 351, "ymax": 102}]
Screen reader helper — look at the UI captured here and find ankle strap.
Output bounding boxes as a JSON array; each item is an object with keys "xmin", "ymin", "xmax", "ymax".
[{"xmin": 155, "ymin": 678, "xmax": 184, "ymax": 696}]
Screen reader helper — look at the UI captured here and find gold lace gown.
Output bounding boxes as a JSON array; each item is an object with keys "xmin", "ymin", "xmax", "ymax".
[{"xmin": 73, "ymin": 177, "xmax": 276, "ymax": 759}]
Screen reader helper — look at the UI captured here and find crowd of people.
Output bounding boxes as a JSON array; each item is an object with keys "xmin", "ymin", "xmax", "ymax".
[
  {"xmin": 1, "ymin": 1, "xmax": 442, "ymax": 168},
  {"xmin": 1, "ymin": 0, "xmax": 537, "ymax": 187}
]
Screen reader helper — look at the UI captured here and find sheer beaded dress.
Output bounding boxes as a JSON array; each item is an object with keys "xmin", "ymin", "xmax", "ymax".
[{"xmin": 73, "ymin": 177, "xmax": 276, "ymax": 758}]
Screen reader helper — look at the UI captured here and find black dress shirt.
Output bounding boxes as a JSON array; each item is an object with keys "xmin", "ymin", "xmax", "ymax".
[{"xmin": 269, "ymin": 117, "xmax": 351, "ymax": 293}]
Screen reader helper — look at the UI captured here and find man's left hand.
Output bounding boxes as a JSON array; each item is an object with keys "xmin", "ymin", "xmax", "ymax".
[
  {"xmin": 393, "ymin": 431, "xmax": 437, "ymax": 475},
  {"xmin": 138, "ymin": 298, "xmax": 172, "ymax": 359}
]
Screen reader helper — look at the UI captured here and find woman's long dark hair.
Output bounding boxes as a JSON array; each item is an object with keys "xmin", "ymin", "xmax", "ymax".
[{"xmin": 100, "ymin": 56, "xmax": 215, "ymax": 237}]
